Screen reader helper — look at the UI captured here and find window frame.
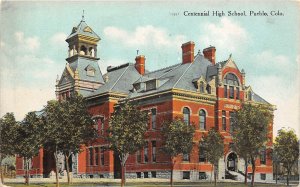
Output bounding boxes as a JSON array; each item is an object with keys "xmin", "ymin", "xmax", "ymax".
[
  {"xmin": 183, "ymin": 107, "xmax": 190, "ymax": 125},
  {"xmin": 199, "ymin": 110, "xmax": 206, "ymax": 130}
]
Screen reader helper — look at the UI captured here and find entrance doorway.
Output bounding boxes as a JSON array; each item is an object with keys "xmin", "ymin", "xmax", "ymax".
[{"xmin": 227, "ymin": 152, "xmax": 238, "ymax": 171}]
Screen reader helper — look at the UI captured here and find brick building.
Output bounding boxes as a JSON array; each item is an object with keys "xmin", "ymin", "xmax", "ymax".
[{"xmin": 16, "ymin": 18, "xmax": 275, "ymax": 181}]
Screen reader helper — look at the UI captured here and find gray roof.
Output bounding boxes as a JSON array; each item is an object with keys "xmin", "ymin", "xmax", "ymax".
[
  {"xmin": 67, "ymin": 20, "xmax": 100, "ymax": 40},
  {"xmin": 252, "ymin": 92, "xmax": 269, "ymax": 104},
  {"xmin": 128, "ymin": 53, "xmax": 213, "ymax": 98},
  {"xmin": 69, "ymin": 56, "xmax": 104, "ymax": 84},
  {"xmin": 88, "ymin": 63, "xmax": 141, "ymax": 96}
]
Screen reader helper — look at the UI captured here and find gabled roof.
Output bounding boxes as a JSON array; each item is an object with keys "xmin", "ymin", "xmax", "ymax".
[{"xmin": 67, "ymin": 19, "xmax": 100, "ymax": 40}]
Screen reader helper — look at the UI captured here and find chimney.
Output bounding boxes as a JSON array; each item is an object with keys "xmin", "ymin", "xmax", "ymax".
[
  {"xmin": 181, "ymin": 41, "xmax": 195, "ymax": 64},
  {"xmin": 135, "ymin": 55, "xmax": 145, "ymax": 75},
  {"xmin": 203, "ymin": 46, "xmax": 216, "ymax": 65}
]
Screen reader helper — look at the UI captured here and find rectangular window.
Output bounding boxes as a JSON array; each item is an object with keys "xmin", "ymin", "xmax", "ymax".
[
  {"xmin": 183, "ymin": 171, "xmax": 190, "ymax": 179},
  {"xmin": 183, "ymin": 154, "xmax": 190, "ymax": 162},
  {"xmin": 224, "ymin": 85, "xmax": 228, "ymax": 98},
  {"xmin": 144, "ymin": 172, "xmax": 149, "ymax": 178},
  {"xmin": 136, "ymin": 172, "xmax": 141, "ymax": 178},
  {"xmin": 199, "ymin": 145, "xmax": 206, "ymax": 162},
  {"xmin": 137, "ymin": 150, "xmax": 141, "ymax": 163},
  {"xmin": 146, "ymin": 80, "xmax": 156, "ymax": 91},
  {"xmin": 152, "ymin": 141, "xmax": 156, "ymax": 162},
  {"xmin": 89, "ymin": 147, "xmax": 94, "ymax": 166},
  {"xmin": 95, "ymin": 147, "xmax": 99, "ymax": 166},
  {"xmin": 151, "ymin": 171, "xmax": 156, "ymax": 178},
  {"xmin": 260, "ymin": 149, "xmax": 266, "ymax": 165},
  {"xmin": 100, "ymin": 147, "xmax": 105, "ymax": 166},
  {"xmin": 144, "ymin": 145, "xmax": 148, "ymax": 163},
  {"xmin": 229, "ymin": 86, "xmax": 234, "ymax": 98},
  {"xmin": 222, "ymin": 111, "xmax": 226, "ymax": 131},
  {"xmin": 260, "ymin": 173, "xmax": 266, "ymax": 180},
  {"xmin": 236, "ymin": 87, "xmax": 240, "ymax": 99},
  {"xmin": 229, "ymin": 112, "xmax": 235, "ymax": 133},
  {"xmin": 199, "ymin": 172, "xmax": 207, "ymax": 180},
  {"xmin": 100, "ymin": 117, "xmax": 104, "ymax": 135},
  {"xmin": 151, "ymin": 108, "xmax": 157, "ymax": 130}
]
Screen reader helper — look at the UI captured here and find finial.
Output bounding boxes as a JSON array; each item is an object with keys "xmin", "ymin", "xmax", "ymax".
[
  {"xmin": 137, "ymin": 49, "xmax": 139, "ymax": 56},
  {"xmin": 229, "ymin": 53, "xmax": 232, "ymax": 59},
  {"xmin": 82, "ymin": 10, "xmax": 85, "ymax": 21}
]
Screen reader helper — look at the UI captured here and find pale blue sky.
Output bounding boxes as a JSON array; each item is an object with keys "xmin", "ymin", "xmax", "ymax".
[{"xmin": 0, "ymin": 1, "xmax": 299, "ymax": 137}]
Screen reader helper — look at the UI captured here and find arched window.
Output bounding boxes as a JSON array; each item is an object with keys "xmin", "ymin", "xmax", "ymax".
[
  {"xmin": 199, "ymin": 110, "xmax": 206, "ymax": 130},
  {"xmin": 80, "ymin": 45, "xmax": 87, "ymax": 55},
  {"xmin": 224, "ymin": 73, "xmax": 239, "ymax": 86},
  {"xmin": 183, "ymin": 107, "xmax": 190, "ymax": 125},
  {"xmin": 223, "ymin": 73, "xmax": 240, "ymax": 99}
]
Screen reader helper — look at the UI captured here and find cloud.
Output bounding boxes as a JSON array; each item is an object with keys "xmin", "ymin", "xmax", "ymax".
[
  {"xmin": 103, "ymin": 25, "xmax": 186, "ymax": 48},
  {"xmin": 0, "ymin": 86, "xmax": 55, "ymax": 120},
  {"xmin": 251, "ymin": 50, "xmax": 292, "ymax": 73},
  {"xmin": 14, "ymin": 31, "xmax": 40, "ymax": 52},
  {"xmin": 0, "ymin": 40, "xmax": 5, "ymax": 48},
  {"xmin": 199, "ymin": 18, "xmax": 249, "ymax": 54},
  {"xmin": 50, "ymin": 32, "xmax": 68, "ymax": 47}
]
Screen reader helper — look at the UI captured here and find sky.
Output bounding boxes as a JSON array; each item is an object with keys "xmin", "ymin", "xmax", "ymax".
[{"xmin": 0, "ymin": 0, "xmax": 299, "ymax": 138}]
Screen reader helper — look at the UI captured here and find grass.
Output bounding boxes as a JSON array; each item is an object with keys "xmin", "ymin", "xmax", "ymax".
[{"xmin": 6, "ymin": 182, "xmax": 289, "ymax": 187}]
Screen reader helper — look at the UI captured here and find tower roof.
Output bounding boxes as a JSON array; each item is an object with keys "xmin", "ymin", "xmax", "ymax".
[{"xmin": 66, "ymin": 19, "xmax": 100, "ymax": 41}]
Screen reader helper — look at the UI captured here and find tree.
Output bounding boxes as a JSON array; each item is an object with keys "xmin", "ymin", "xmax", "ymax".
[
  {"xmin": 0, "ymin": 113, "xmax": 18, "ymax": 185},
  {"xmin": 201, "ymin": 128, "xmax": 224, "ymax": 186},
  {"xmin": 161, "ymin": 117, "xmax": 195, "ymax": 187},
  {"xmin": 232, "ymin": 103, "xmax": 272, "ymax": 187},
  {"xmin": 14, "ymin": 112, "xmax": 44, "ymax": 185},
  {"xmin": 274, "ymin": 128, "xmax": 299, "ymax": 186},
  {"xmin": 44, "ymin": 94, "xmax": 97, "ymax": 186},
  {"xmin": 107, "ymin": 101, "xmax": 149, "ymax": 187}
]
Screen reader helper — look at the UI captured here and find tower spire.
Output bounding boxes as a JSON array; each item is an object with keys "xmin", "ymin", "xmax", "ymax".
[{"xmin": 82, "ymin": 10, "xmax": 85, "ymax": 21}]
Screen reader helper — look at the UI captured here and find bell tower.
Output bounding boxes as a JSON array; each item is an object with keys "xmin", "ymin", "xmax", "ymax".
[{"xmin": 56, "ymin": 15, "xmax": 104, "ymax": 100}]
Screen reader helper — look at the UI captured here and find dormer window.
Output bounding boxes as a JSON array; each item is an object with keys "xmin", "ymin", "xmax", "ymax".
[
  {"xmin": 146, "ymin": 79, "xmax": 156, "ymax": 91},
  {"xmin": 85, "ymin": 65, "xmax": 95, "ymax": 77},
  {"xmin": 223, "ymin": 73, "xmax": 240, "ymax": 99}
]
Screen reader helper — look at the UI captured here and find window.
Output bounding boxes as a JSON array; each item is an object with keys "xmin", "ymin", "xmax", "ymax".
[
  {"xmin": 144, "ymin": 172, "xmax": 149, "ymax": 178},
  {"xmin": 151, "ymin": 171, "xmax": 156, "ymax": 178},
  {"xmin": 151, "ymin": 108, "xmax": 157, "ymax": 130},
  {"xmin": 199, "ymin": 110, "xmax": 206, "ymax": 130},
  {"xmin": 224, "ymin": 73, "xmax": 239, "ymax": 86},
  {"xmin": 224, "ymin": 85, "xmax": 228, "ymax": 98},
  {"xmin": 183, "ymin": 171, "xmax": 190, "ymax": 179},
  {"xmin": 229, "ymin": 86, "xmax": 234, "ymax": 99},
  {"xmin": 137, "ymin": 150, "xmax": 141, "ymax": 163},
  {"xmin": 200, "ymin": 82, "xmax": 205, "ymax": 93},
  {"xmin": 146, "ymin": 80, "xmax": 156, "ymax": 91},
  {"xmin": 95, "ymin": 147, "xmax": 99, "ymax": 166},
  {"xmin": 89, "ymin": 147, "xmax": 94, "ymax": 166},
  {"xmin": 144, "ymin": 145, "xmax": 148, "ymax": 163},
  {"xmin": 236, "ymin": 87, "xmax": 240, "ymax": 99},
  {"xmin": 222, "ymin": 111, "xmax": 226, "ymax": 131},
  {"xmin": 95, "ymin": 117, "xmax": 104, "ymax": 135},
  {"xmin": 229, "ymin": 112, "xmax": 235, "ymax": 133},
  {"xmin": 136, "ymin": 172, "xmax": 141, "ymax": 178},
  {"xmin": 152, "ymin": 141, "xmax": 156, "ymax": 162},
  {"xmin": 199, "ymin": 172, "xmax": 207, "ymax": 180},
  {"xmin": 100, "ymin": 147, "xmax": 105, "ymax": 166},
  {"xmin": 183, "ymin": 107, "xmax": 190, "ymax": 125},
  {"xmin": 248, "ymin": 91, "xmax": 252, "ymax": 100},
  {"xmin": 260, "ymin": 173, "xmax": 266, "ymax": 180},
  {"xmin": 183, "ymin": 154, "xmax": 190, "ymax": 162},
  {"xmin": 199, "ymin": 145, "xmax": 206, "ymax": 162},
  {"xmin": 260, "ymin": 149, "xmax": 266, "ymax": 165},
  {"xmin": 206, "ymin": 85, "xmax": 211, "ymax": 94}
]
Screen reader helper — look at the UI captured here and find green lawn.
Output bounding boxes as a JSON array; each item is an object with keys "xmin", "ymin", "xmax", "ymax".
[{"xmin": 6, "ymin": 182, "xmax": 289, "ymax": 187}]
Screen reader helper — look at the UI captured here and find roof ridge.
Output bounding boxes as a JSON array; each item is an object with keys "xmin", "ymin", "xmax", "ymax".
[
  {"xmin": 145, "ymin": 63, "xmax": 181, "ymax": 75},
  {"xmin": 109, "ymin": 65, "xmax": 130, "ymax": 91},
  {"xmin": 172, "ymin": 62, "xmax": 194, "ymax": 89}
]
